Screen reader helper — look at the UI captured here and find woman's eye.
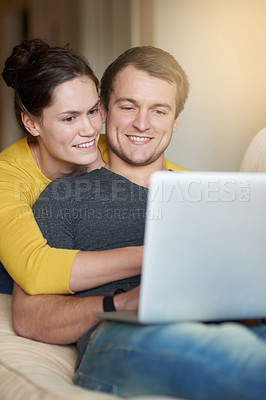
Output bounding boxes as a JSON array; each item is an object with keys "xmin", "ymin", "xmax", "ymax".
[
  {"xmin": 64, "ymin": 116, "xmax": 75, "ymax": 123},
  {"xmin": 88, "ymin": 108, "xmax": 100, "ymax": 117}
]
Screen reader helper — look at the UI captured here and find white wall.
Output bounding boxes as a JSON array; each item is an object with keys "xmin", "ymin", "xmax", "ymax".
[
  {"xmin": 154, "ymin": 0, "xmax": 266, "ymax": 171},
  {"xmin": 79, "ymin": 0, "xmax": 131, "ymax": 80}
]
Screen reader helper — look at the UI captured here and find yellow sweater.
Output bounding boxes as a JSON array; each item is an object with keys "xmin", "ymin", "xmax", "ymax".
[{"xmin": 0, "ymin": 135, "xmax": 186, "ymax": 294}]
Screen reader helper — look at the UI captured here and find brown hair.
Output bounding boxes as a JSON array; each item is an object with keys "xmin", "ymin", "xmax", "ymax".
[
  {"xmin": 2, "ymin": 39, "xmax": 99, "ymax": 134},
  {"xmin": 100, "ymin": 46, "xmax": 190, "ymax": 117}
]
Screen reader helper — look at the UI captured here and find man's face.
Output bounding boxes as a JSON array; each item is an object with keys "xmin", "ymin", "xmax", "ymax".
[{"xmin": 105, "ymin": 65, "xmax": 180, "ymax": 166}]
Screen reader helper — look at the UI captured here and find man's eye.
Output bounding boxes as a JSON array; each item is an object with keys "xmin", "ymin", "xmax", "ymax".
[
  {"xmin": 121, "ymin": 106, "xmax": 134, "ymax": 111},
  {"xmin": 154, "ymin": 109, "xmax": 166, "ymax": 115}
]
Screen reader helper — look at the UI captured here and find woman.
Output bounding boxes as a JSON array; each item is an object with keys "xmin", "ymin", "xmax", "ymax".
[{"xmin": 0, "ymin": 39, "xmax": 142, "ymax": 295}]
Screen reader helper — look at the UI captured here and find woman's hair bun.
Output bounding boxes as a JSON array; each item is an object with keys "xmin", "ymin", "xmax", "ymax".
[{"xmin": 2, "ymin": 39, "xmax": 50, "ymax": 90}]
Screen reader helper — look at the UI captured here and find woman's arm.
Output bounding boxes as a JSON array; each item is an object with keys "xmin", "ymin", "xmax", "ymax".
[
  {"xmin": 0, "ymin": 158, "xmax": 142, "ymax": 295},
  {"xmin": 70, "ymin": 247, "xmax": 142, "ymax": 292},
  {"xmin": 0, "ymin": 165, "xmax": 75, "ymax": 294}
]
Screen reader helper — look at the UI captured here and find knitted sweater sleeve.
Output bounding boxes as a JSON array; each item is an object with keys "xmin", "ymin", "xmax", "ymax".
[{"xmin": 0, "ymin": 161, "xmax": 79, "ymax": 294}]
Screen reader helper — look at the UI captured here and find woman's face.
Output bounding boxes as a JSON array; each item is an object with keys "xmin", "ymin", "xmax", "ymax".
[{"xmin": 34, "ymin": 76, "xmax": 104, "ymax": 175}]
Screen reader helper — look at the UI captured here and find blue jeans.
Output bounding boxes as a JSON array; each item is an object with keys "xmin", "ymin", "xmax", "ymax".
[{"xmin": 74, "ymin": 321, "xmax": 266, "ymax": 399}]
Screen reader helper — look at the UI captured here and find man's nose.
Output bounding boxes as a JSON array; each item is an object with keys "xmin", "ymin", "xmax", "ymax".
[{"xmin": 132, "ymin": 110, "xmax": 151, "ymax": 132}]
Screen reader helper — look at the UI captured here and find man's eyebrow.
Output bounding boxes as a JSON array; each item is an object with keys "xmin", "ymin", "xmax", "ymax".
[
  {"xmin": 115, "ymin": 97, "xmax": 173, "ymax": 110},
  {"xmin": 153, "ymin": 103, "xmax": 173, "ymax": 111},
  {"xmin": 115, "ymin": 97, "xmax": 137, "ymax": 105}
]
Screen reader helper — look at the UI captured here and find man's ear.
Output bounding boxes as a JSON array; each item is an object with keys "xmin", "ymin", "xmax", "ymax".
[
  {"xmin": 173, "ymin": 113, "xmax": 181, "ymax": 132},
  {"xmin": 100, "ymin": 102, "xmax": 107, "ymax": 124},
  {"xmin": 21, "ymin": 112, "xmax": 40, "ymax": 137}
]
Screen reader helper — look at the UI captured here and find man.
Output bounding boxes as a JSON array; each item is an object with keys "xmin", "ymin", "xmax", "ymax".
[{"xmin": 12, "ymin": 46, "xmax": 266, "ymax": 400}]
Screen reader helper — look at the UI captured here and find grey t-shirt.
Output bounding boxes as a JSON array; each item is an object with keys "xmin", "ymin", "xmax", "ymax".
[{"xmin": 33, "ymin": 167, "xmax": 148, "ymax": 358}]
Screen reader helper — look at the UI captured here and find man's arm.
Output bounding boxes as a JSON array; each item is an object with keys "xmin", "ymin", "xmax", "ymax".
[
  {"xmin": 12, "ymin": 283, "xmax": 139, "ymax": 344},
  {"xmin": 12, "ymin": 283, "xmax": 101, "ymax": 344}
]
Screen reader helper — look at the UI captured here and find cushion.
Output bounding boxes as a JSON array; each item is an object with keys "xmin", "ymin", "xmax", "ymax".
[
  {"xmin": 0, "ymin": 293, "xmax": 113, "ymax": 400},
  {"xmin": 0, "ymin": 293, "xmax": 180, "ymax": 400},
  {"xmin": 240, "ymin": 127, "xmax": 266, "ymax": 172}
]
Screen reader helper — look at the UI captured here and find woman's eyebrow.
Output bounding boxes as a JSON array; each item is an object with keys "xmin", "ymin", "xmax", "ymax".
[{"xmin": 58, "ymin": 100, "xmax": 101, "ymax": 116}]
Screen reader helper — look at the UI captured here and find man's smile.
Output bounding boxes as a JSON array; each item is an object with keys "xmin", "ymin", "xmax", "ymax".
[{"xmin": 127, "ymin": 135, "xmax": 151, "ymax": 144}]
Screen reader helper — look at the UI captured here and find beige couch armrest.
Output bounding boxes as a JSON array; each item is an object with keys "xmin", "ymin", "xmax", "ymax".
[
  {"xmin": 0, "ymin": 293, "xmax": 182, "ymax": 400},
  {"xmin": 0, "ymin": 293, "xmax": 112, "ymax": 400}
]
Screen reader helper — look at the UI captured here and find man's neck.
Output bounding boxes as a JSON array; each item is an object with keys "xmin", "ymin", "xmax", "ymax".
[
  {"xmin": 87, "ymin": 148, "xmax": 106, "ymax": 172},
  {"xmin": 107, "ymin": 153, "xmax": 167, "ymax": 188}
]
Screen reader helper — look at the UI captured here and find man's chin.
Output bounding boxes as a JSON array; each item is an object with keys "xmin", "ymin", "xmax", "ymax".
[
  {"xmin": 110, "ymin": 146, "xmax": 159, "ymax": 166},
  {"xmin": 122, "ymin": 154, "xmax": 156, "ymax": 167}
]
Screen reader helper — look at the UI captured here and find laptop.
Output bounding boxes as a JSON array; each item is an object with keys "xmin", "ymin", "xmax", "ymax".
[{"xmin": 95, "ymin": 171, "xmax": 266, "ymax": 324}]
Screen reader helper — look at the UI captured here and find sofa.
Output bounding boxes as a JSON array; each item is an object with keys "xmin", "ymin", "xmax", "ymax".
[
  {"xmin": 240, "ymin": 127, "xmax": 266, "ymax": 172},
  {"xmin": 0, "ymin": 293, "xmax": 182, "ymax": 400}
]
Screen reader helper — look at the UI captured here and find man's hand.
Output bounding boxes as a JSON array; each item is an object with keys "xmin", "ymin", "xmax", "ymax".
[{"xmin": 114, "ymin": 285, "xmax": 140, "ymax": 312}]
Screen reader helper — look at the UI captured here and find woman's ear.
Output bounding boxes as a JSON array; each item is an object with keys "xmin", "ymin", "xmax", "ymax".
[{"xmin": 21, "ymin": 112, "xmax": 40, "ymax": 137}]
